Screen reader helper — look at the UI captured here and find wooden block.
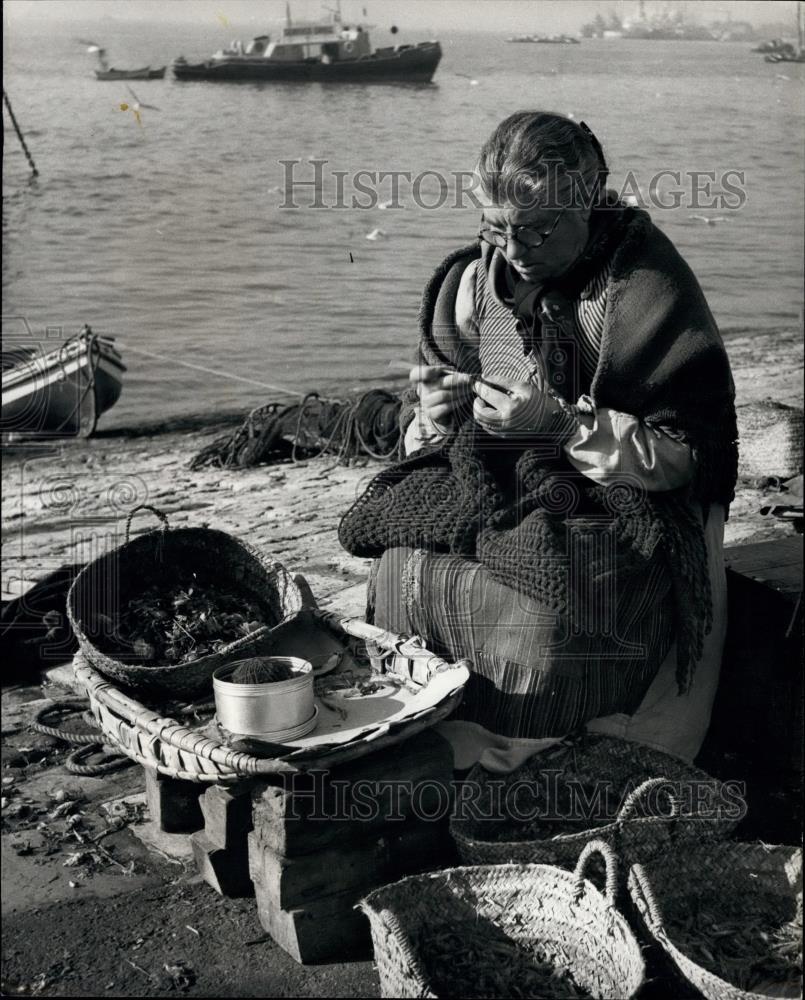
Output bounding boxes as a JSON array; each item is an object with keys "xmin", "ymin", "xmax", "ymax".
[
  {"xmin": 251, "ymin": 730, "xmax": 454, "ymax": 857},
  {"xmin": 200, "ymin": 783, "xmax": 253, "ymax": 849},
  {"xmin": 191, "ymin": 830, "xmax": 254, "ymax": 898},
  {"xmin": 248, "ymin": 817, "xmax": 452, "ymax": 910},
  {"xmin": 143, "ymin": 767, "xmax": 204, "ymax": 834},
  {"xmin": 725, "ymin": 538, "xmax": 802, "ymax": 599},
  {"xmin": 255, "ymin": 884, "xmax": 372, "ymax": 965}
]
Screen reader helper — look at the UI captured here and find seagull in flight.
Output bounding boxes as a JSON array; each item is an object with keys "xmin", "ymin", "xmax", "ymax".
[
  {"xmin": 78, "ymin": 39, "xmax": 108, "ymax": 63},
  {"xmin": 120, "ymin": 85, "xmax": 160, "ymax": 127},
  {"xmin": 688, "ymin": 215, "xmax": 729, "ymax": 226}
]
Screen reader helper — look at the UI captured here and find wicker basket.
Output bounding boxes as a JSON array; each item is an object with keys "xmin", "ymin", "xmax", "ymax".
[
  {"xmin": 73, "ymin": 609, "xmax": 469, "ymax": 782},
  {"xmin": 737, "ymin": 401, "xmax": 804, "ymax": 481},
  {"xmin": 66, "ymin": 505, "xmax": 303, "ymax": 699},
  {"xmin": 451, "ymin": 733, "xmax": 738, "ymax": 869},
  {"xmin": 628, "ymin": 842, "xmax": 802, "ymax": 1000},
  {"xmin": 359, "ymin": 839, "xmax": 645, "ymax": 999}
]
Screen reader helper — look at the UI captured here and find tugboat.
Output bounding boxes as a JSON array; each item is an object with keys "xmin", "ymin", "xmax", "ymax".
[{"xmin": 172, "ymin": 5, "xmax": 441, "ymax": 83}]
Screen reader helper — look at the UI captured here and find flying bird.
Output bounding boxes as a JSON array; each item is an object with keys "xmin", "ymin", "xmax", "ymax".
[
  {"xmin": 688, "ymin": 215, "xmax": 729, "ymax": 226},
  {"xmin": 119, "ymin": 86, "xmax": 160, "ymax": 127},
  {"xmin": 125, "ymin": 85, "xmax": 160, "ymax": 112},
  {"xmin": 79, "ymin": 40, "xmax": 106, "ymax": 56}
]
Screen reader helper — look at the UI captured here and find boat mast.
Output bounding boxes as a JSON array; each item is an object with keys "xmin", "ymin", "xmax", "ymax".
[{"xmin": 798, "ymin": 0, "xmax": 804, "ymax": 53}]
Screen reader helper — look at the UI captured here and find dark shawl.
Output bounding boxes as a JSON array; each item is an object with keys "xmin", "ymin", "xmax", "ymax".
[{"xmin": 339, "ymin": 207, "xmax": 738, "ymax": 689}]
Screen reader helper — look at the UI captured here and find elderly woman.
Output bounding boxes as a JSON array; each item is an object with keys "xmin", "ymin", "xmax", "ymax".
[{"xmin": 339, "ymin": 111, "xmax": 737, "ymax": 771}]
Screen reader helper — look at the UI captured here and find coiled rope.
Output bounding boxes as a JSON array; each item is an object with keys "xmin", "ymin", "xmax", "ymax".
[{"xmin": 30, "ymin": 700, "xmax": 134, "ymax": 775}]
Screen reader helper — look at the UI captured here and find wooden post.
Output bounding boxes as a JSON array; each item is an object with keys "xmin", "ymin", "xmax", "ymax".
[{"xmin": 2, "ymin": 90, "xmax": 38, "ymax": 177}]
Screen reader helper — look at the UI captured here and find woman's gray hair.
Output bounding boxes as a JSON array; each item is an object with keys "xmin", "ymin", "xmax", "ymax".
[{"xmin": 476, "ymin": 111, "xmax": 608, "ymax": 209}]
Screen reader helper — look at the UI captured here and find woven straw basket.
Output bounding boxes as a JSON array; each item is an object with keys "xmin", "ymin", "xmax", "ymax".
[
  {"xmin": 359, "ymin": 840, "xmax": 645, "ymax": 999},
  {"xmin": 737, "ymin": 401, "xmax": 804, "ymax": 481},
  {"xmin": 66, "ymin": 506, "xmax": 303, "ymax": 699},
  {"xmin": 451, "ymin": 733, "xmax": 738, "ymax": 869},
  {"xmin": 628, "ymin": 842, "xmax": 802, "ymax": 1000},
  {"xmin": 73, "ymin": 609, "xmax": 469, "ymax": 782}
]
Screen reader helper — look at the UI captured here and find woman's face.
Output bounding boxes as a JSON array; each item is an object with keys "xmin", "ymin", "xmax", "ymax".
[{"xmin": 479, "ymin": 191, "xmax": 592, "ymax": 283}]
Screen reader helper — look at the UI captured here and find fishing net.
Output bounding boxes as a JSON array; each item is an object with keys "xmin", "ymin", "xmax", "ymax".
[{"xmin": 189, "ymin": 389, "xmax": 403, "ymax": 471}]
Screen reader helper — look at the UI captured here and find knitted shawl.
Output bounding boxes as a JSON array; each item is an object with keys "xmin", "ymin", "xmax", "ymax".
[{"xmin": 339, "ymin": 207, "xmax": 738, "ymax": 689}]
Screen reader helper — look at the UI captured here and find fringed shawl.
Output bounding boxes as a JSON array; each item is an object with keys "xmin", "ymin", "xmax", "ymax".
[{"xmin": 339, "ymin": 207, "xmax": 738, "ymax": 689}]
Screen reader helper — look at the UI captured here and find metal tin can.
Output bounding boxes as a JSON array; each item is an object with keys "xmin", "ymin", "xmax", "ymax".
[{"xmin": 213, "ymin": 656, "xmax": 314, "ymax": 737}]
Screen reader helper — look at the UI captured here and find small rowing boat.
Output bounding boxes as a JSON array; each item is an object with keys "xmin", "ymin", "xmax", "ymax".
[
  {"xmin": 81, "ymin": 42, "xmax": 166, "ymax": 80},
  {"xmin": 95, "ymin": 66, "xmax": 166, "ymax": 80},
  {"xmin": 1, "ymin": 325, "xmax": 125, "ymax": 439}
]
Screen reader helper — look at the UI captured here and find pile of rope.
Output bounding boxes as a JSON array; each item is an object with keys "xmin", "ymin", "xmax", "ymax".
[{"xmin": 189, "ymin": 388, "xmax": 403, "ymax": 471}]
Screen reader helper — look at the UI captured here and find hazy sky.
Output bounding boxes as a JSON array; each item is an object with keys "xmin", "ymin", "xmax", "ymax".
[{"xmin": 4, "ymin": 0, "xmax": 800, "ymax": 33}]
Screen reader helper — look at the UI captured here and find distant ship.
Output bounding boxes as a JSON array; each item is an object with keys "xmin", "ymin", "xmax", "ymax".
[
  {"xmin": 173, "ymin": 4, "xmax": 441, "ymax": 83},
  {"xmin": 584, "ymin": 1, "xmax": 716, "ymax": 40},
  {"xmin": 621, "ymin": 1, "xmax": 715, "ymax": 40},
  {"xmin": 506, "ymin": 34, "xmax": 580, "ymax": 44}
]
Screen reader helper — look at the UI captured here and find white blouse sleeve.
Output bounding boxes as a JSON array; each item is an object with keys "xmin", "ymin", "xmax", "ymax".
[{"xmin": 564, "ymin": 395, "xmax": 694, "ymax": 492}]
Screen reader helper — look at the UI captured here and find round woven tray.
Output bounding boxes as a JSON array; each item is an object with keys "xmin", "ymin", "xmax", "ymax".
[
  {"xmin": 66, "ymin": 506, "xmax": 303, "ymax": 699},
  {"xmin": 73, "ymin": 610, "xmax": 469, "ymax": 782},
  {"xmin": 628, "ymin": 842, "xmax": 802, "ymax": 1000},
  {"xmin": 360, "ymin": 840, "xmax": 645, "ymax": 999},
  {"xmin": 451, "ymin": 733, "xmax": 738, "ymax": 870}
]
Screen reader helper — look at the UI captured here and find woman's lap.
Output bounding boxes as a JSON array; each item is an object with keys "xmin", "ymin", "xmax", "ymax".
[{"xmin": 372, "ymin": 545, "xmax": 675, "ymax": 739}]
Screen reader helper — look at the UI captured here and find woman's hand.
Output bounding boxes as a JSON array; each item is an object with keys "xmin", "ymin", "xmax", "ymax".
[
  {"xmin": 473, "ymin": 376, "xmax": 575, "ymax": 438},
  {"xmin": 409, "ymin": 365, "xmax": 475, "ymax": 430}
]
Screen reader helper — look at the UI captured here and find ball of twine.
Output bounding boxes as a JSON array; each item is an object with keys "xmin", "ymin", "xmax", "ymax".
[{"xmin": 230, "ymin": 658, "xmax": 294, "ymax": 684}]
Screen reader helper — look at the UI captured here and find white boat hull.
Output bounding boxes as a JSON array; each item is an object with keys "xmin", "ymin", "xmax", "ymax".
[{"xmin": 1, "ymin": 333, "xmax": 125, "ymax": 438}]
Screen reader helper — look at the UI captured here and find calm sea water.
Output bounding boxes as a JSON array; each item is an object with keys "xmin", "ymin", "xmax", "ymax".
[{"xmin": 3, "ymin": 17, "xmax": 804, "ymax": 430}]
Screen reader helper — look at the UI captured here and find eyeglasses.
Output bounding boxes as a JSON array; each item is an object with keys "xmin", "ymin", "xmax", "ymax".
[{"xmin": 478, "ymin": 207, "xmax": 565, "ymax": 250}]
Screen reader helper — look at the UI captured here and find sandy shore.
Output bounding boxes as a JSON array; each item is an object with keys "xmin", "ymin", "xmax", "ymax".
[
  {"xmin": 2, "ymin": 327, "xmax": 802, "ymax": 606},
  {"xmin": 0, "ymin": 328, "xmax": 801, "ymax": 998}
]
